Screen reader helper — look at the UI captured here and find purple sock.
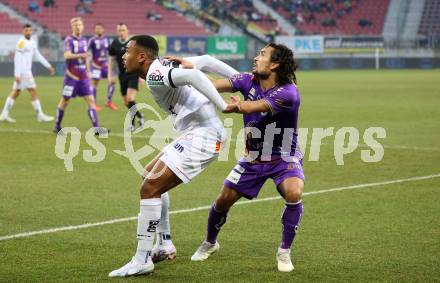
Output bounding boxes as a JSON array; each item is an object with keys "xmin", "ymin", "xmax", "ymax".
[
  {"xmin": 107, "ymin": 83, "xmax": 115, "ymax": 102},
  {"xmin": 87, "ymin": 108, "xmax": 99, "ymax": 127},
  {"xmin": 55, "ymin": 107, "xmax": 64, "ymax": 128},
  {"xmin": 280, "ymin": 201, "xmax": 303, "ymax": 250},
  {"xmin": 92, "ymin": 87, "xmax": 97, "ymax": 101},
  {"xmin": 206, "ymin": 203, "xmax": 228, "ymax": 244}
]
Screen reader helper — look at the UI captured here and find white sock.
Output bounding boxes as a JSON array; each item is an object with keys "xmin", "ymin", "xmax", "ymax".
[
  {"xmin": 1, "ymin": 97, "xmax": 15, "ymax": 116},
  {"xmin": 31, "ymin": 99, "xmax": 43, "ymax": 115},
  {"xmin": 157, "ymin": 192, "xmax": 172, "ymax": 246},
  {"xmin": 135, "ymin": 198, "xmax": 162, "ymax": 264}
]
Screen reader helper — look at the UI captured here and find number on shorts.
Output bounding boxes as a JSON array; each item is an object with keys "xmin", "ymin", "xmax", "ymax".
[
  {"xmin": 62, "ymin": 85, "xmax": 74, "ymax": 97},
  {"xmin": 226, "ymin": 165, "xmax": 245, "ymax": 184},
  {"xmin": 92, "ymin": 69, "xmax": 101, "ymax": 79}
]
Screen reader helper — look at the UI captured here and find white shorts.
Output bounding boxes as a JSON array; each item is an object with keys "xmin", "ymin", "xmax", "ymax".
[
  {"xmin": 12, "ymin": 73, "xmax": 36, "ymax": 90},
  {"xmin": 159, "ymin": 126, "xmax": 226, "ymax": 184}
]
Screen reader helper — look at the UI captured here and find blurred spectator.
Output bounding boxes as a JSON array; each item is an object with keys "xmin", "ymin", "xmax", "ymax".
[
  {"xmin": 321, "ymin": 18, "xmax": 336, "ymax": 27},
  {"xmin": 75, "ymin": 1, "xmax": 93, "ymax": 15},
  {"xmin": 358, "ymin": 19, "xmax": 372, "ymax": 28},
  {"xmin": 147, "ymin": 10, "xmax": 163, "ymax": 21},
  {"xmin": 43, "ymin": 0, "xmax": 56, "ymax": 8},
  {"xmin": 28, "ymin": 0, "xmax": 40, "ymax": 13}
]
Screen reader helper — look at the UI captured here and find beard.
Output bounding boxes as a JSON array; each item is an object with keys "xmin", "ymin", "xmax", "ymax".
[{"xmin": 252, "ymin": 70, "xmax": 270, "ymax": 80}]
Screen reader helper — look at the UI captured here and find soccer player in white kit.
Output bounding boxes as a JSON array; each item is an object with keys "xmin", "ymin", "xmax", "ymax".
[
  {"xmin": 108, "ymin": 35, "xmax": 237, "ymax": 277},
  {"xmin": 0, "ymin": 24, "xmax": 55, "ymax": 123}
]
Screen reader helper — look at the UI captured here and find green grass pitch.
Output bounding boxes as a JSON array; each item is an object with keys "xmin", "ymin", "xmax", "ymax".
[{"xmin": 0, "ymin": 70, "xmax": 439, "ymax": 282}]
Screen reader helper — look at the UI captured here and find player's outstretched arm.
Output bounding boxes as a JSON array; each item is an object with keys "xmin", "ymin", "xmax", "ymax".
[
  {"xmin": 225, "ymin": 95, "xmax": 270, "ymax": 114},
  {"xmin": 165, "ymin": 55, "xmax": 237, "ymax": 93},
  {"xmin": 168, "ymin": 68, "xmax": 228, "ymax": 112},
  {"xmin": 166, "ymin": 55, "xmax": 238, "ymax": 78},
  {"xmin": 186, "ymin": 55, "xmax": 238, "ymax": 77}
]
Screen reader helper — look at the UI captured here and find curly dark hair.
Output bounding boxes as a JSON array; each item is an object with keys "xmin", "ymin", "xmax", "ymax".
[{"xmin": 267, "ymin": 43, "xmax": 298, "ymax": 85}]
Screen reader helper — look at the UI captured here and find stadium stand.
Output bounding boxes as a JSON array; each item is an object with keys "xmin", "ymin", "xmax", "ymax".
[
  {"xmin": 418, "ymin": 0, "xmax": 440, "ymax": 35},
  {"xmin": 264, "ymin": 0, "xmax": 388, "ymax": 35},
  {"xmin": 0, "ymin": 11, "xmax": 23, "ymax": 33},
  {"xmin": 3, "ymin": 0, "xmax": 211, "ymax": 36},
  {"xmin": 199, "ymin": 0, "xmax": 283, "ymax": 34}
]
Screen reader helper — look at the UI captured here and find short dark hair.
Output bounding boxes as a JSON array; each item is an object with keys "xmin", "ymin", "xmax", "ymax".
[
  {"xmin": 23, "ymin": 24, "xmax": 32, "ymax": 29},
  {"xmin": 117, "ymin": 22, "xmax": 127, "ymax": 27},
  {"xmin": 95, "ymin": 23, "xmax": 104, "ymax": 27},
  {"xmin": 129, "ymin": 35, "xmax": 159, "ymax": 59},
  {"xmin": 267, "ymin": 43, "xmax": 298, "ymax": 85}
]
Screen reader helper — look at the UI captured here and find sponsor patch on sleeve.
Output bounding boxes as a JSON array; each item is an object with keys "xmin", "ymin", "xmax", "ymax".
[{"xmin": 147, "ymin": 69, "xmax": 165, "ymax": 86}]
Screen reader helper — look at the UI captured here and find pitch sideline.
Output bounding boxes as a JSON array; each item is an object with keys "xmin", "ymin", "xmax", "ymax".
[{"xmin": 1, "ymin": 173, "xmax": 439, "ymax": 241}]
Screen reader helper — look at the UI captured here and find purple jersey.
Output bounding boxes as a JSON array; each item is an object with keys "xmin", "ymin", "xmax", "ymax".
[
  {"xmin": 88, "ymin": 36, "xmax": 110, "ymax": 69},
  {"xmin": 229, "ymin": 73, "xmax": 303, "ymax": 162},
  {"xmin": 64, "ymin": 35, "xmax": 88, "ymax": 80}
]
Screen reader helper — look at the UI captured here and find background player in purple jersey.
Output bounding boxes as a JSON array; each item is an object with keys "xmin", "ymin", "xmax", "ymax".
[
  {"xmin": 88, "ymin": 23, "xmax": 117, "ymax": 111},
  {"xmin": 54, "ymin": 17, "xmax": 107, "ymax": 135},
  {"xmin": 173, "ymin": 44, "xmax": 304, "ymax": 272}
]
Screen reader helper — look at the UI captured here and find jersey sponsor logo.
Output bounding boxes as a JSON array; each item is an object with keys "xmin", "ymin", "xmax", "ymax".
[{"xmin": 147, "ymin": 69, "xmax": 165, "ymax": 86}]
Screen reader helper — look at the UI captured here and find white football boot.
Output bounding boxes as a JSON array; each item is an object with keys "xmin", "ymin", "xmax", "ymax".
[
  {"xmin": 37, "ymin": 113, "xmax": 54, "ymax": 122},
  {"xmin": 191, "ymin": 241, "xmax": 220, "ymax": 261},
  {"xmin": 0, "ymin": 113, "xmax": 16, "ymax": 123},
  {"xmin": 108, "ymin": 257, "xmax": 154, "ymax": 277},
  {"xmin": 152, "ymin": 241, "xmax": 177, "ymax": 263},
  {"xmin": 276, "ymin": 248, "xmax": 294, "ymax": 272}
]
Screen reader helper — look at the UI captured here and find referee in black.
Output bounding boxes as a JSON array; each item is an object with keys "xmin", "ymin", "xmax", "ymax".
[{"xmin": 108, "ymin": 22, "xmax": 144, "ymax": 130}]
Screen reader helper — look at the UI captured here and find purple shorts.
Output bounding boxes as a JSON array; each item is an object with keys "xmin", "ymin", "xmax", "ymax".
[
  {"xmin": 224, "ymin": 158, "xmax": 305, "ymax": 199},
  {"xmin": 62, "ymin": 76, "xmax": 92, "ymax": 99},
  {"xmin": 91, "ymin": 66, "xmax": 108, "ymax": 80}
]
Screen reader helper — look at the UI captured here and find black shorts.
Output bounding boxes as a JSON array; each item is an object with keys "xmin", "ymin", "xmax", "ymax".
[{"xmin": 119, "ymin": 73, "xmax": 139, "ymax": 96}]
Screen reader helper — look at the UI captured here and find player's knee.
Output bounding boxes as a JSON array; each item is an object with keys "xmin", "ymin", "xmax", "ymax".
[
  {"xmin": 140, "ymin": 178, "xmax": 162, "ymax": 199},
  {"xmin": 215, "ymin": 189, "xmax": 237, "ymax": 211},
  {"xmin": 284, "ymin": 187, "xmax": 303, "ymax": 203},
  {"xmin": 214, "ymin": 196, "xmax": 229, "ymax": 211}
]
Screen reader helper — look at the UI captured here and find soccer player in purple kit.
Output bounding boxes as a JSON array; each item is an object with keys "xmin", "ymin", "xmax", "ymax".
[
  {"xmin": 54, "ymin": 17, "xmax": 107, "ymax": 135},
  {"xmin": 187, "ymin": 43, "xmax": 304, "ymax": 272},
  {"xmin": 88, "ymin": 23, "xmax": 118, "ymax": 111}
]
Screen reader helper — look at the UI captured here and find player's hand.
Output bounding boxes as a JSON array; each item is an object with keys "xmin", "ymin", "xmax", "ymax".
[
  {"xmin": 164, "ymin": 55, "xmax": 194, "ymax": 69},
  {"xmin": 48, "ymin": 66, "xmax": 55, "ymax": 75},
  {"xmin": 15, "ymin": 76, "xmax": 21, "ymax": 84},
  {"xmin": 79, "ymin": 53, "xmax": 88, "ymax": 59},
  {"xmin": 222, "ymin": 96, "xmax": 241, "ymax": 113},
  {"xmin": 87, "ymin": 72, "xmax": 92, "ymax": 79}
]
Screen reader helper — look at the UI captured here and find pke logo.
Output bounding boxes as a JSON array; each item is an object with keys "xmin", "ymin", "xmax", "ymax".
[
  {"xmin": 174, "ymin": 143, "xmax": 184, "ymax": 153},
  {"xmin": 147, "ymin": 220, "xmax": 160, "ymax": 233}
]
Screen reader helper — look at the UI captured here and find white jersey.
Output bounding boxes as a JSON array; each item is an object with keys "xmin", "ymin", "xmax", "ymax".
[
  {"xmin": 146, "ymin": 58, "xmax": 220, "ymax": 132},
  {"xmin": 14, "ymin": 37, "xmax": 51, "ymax": 78}
]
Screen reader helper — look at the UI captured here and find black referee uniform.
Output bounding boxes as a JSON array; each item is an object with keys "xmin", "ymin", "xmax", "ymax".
[{"xmin": 109, "ymin": 37, "xmax": 144, "ymax": 127}]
